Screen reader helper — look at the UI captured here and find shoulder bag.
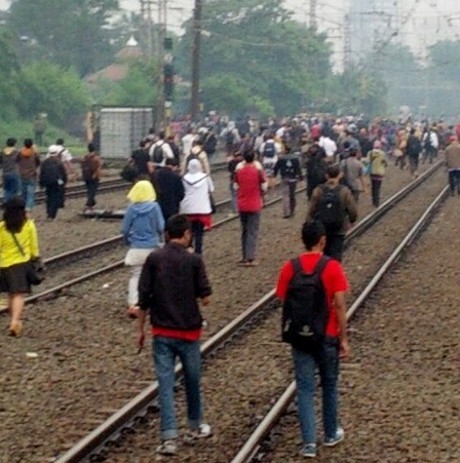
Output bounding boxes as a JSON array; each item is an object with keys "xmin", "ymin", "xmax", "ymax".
[{"xmin": 10, "ymin": 232, "xmax": 45, "ymax": 285}]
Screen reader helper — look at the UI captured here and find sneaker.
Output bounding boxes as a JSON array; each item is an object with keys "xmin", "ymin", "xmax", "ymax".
[
  {"xmin": 183, "ymin": 423, "xmax": 212, "ymax": 444},
  {"xmin": 300, "ymin": 443, "xmax": 317, "ymax": 458},
  {"xmin": 323, "ymin": 427, "xmax": 344, "ymax": 447},
  {"xmin": 156, "ymin": 439, "xmax": 177, "ymax": 455}
]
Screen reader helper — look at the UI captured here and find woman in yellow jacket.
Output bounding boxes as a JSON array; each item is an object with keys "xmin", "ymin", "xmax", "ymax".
[{"xmin": 0, "ymin": 197, "xmax": 40, "ymax": 336}]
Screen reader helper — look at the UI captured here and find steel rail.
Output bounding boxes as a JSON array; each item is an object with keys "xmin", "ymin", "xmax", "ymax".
[
  {"xmin": 0, "ymin": 186, "xmax": 304, "ymax": 316},
  {"xmin": 230, "ymin": 185, "xmax": 450, "ymax": 463},
  {"xmin": 51, "ymin": 168, "xmax": 444, "ymax": 463}
]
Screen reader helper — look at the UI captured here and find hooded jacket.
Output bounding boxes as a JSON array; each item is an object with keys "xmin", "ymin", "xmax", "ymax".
[
  {"xmin": 121, "ymin": 180, "xmax": 164, "ymax": 249},
  {"xmin": 17, "ymin": 147, "xmax": 40, "ymax": 180},
  {"xmin": 180, "ymin": 159, "xmax": 214, "ymax": 215}
]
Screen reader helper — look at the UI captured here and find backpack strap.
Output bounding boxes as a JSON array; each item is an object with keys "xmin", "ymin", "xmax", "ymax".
[
  {"xmin": 290, "ymin": 257, "xmax": 303, "ymax": 275},
  {"xmin": 314, "ymin": 255, "xmax": 330, "ymax": 275},
  {"xmin": 290, "ymin": 255, "xmax": 330, "ymax": 277},
  {"xmin": 10, "ymin": 232, "xmax": 26, "ymax": 256}
]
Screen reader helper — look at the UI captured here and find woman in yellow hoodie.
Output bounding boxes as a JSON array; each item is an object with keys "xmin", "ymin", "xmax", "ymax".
[{"xmin": 0, "ymin": 197, "xmax": 40, "ymax": 336}]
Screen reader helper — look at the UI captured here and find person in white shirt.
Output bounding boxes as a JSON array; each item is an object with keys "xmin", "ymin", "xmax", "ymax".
[
  {"xmin": 149, "ymin": 132, "xmax": 174, "ymax": 167},
  {"xmin": 51, "ymin": 138, "xmax": 74, "ymax": 181},
  {"xmin": 182, "ymin": 128, "xmax": 197, "ymax": 157},
  {"xmin": 259, "ymin": 134, "xmax": 282, "ymax": 190},
  {"xmin": 319, "ymin": 134, "xmax": 338, "ymax": 160},
  {"xmin": 179, "ymin": 159, "xmax": 214, "ymax": 254}
]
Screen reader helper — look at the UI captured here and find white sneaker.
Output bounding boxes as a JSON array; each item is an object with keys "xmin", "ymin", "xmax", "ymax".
[
  {"xmin": 156, "ymin": 439, "xmax": 177, "ymax": 455},
  {"xmin": 183, "ymin": 423, "xmax": 213, "ymax": 444},
  {"xmin": 323, "ymin": 427, "xmax": 344, "ymax": 447}
]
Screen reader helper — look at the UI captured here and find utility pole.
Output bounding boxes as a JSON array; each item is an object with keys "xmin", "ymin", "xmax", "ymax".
[
  {"xmin": 309, "ymin": 0, "xmax": 317, "ymax": 29},
  {"xmin": 190, "ymin": 0, "xmax": 203, "ymax": 122},
  {"xmin": 139, "ymin": 0, "xmax": 154, "ymax": 57},
  {"xmin": 343, "ymin": 14, "xmax": 351, "ymax": 72}
]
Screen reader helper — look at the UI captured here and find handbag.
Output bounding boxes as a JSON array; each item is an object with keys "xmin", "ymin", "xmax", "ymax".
[{"xmin": 10, "ymin": 232, "xmax": 46, "ymax": 285}]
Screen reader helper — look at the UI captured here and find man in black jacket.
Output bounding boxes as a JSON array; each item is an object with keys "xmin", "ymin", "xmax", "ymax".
[
  {"xmin": 274, "ymin": 145, "xmax": 303, "ymax": 218},
  {"xmin": 137, "ymin": 215, "xmax": 212, "ymax": 456},
  {"xmin": 151, "ymin": 158, "xmax": 185, "ymax": 221}
]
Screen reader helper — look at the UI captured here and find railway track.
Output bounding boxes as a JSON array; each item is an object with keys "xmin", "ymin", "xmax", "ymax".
[
  {"xmin": 0, "ymin": 178, "xmax": 130, "ymax": 206},
  {"xmin": 0, "ymin": 180, "xmax": 308, "ymax": 315},
  {"xmin": 48, "ymin": 161, "xmax": 446, "ymax": 463}
]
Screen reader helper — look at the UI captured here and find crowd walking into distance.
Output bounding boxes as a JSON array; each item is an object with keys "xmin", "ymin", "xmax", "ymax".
[{"xmin": 1, "ymin": 112, "xmax": 458, "ymax": 458}]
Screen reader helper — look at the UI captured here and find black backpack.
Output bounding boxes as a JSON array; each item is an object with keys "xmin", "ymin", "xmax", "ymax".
[
  {"xmin": 263, "ymin": 141, "xmax": 276, "ymax": 158},
  {"xmin": 316, "ymin": 184, "xmax": 345, "ymax": 232},
  {"xmin": 152, "ymin": 142, "xmax": 165, "ymax": 164},
  {"xmin": 424, "ymin": 132, "xmax": 432, "ymax": 150},
  {"xmin": 282, "ymin": 256, "xmax": 330, "ymax": 352},
  {"xmin": 226, "ymin": 130, "xmax": 235, "ymax": 145}
]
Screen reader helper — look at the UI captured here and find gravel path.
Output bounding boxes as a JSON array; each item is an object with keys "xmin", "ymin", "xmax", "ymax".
[{"xmin": 0, "ymin": 164, "xmax": 444, "ymax": 463}]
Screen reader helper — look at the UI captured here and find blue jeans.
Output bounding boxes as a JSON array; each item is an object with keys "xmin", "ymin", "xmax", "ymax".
[
  {"xmin": 20, "ymin": 178, "xmax": 36, "ymax": 210},
  {"xmin": 153, "ymin": 336, "xmax": 203, "ymax": 440},
  {"xmin": 3, "ymin": 173, "xmax": 21, "ymax": 202},
  {"xmin": 292, "ymin": 338, "xmax": 340, "ymax": 444}
]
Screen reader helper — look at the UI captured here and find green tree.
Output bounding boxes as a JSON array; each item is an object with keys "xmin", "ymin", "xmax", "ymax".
[
  {"xmin": 0, "ymin": 31, "xmax": 22, "ymax": 120},
  {"xmin": 176, "ymin": 0, "xmax": 331, "ymax": 115},
  {"xmin": 7, "ymin": 0, "xmax": 120, "ymax": 76},
  {"xmin": 18, "ymin": 61, "xmax": 91, "ymax": 131}
]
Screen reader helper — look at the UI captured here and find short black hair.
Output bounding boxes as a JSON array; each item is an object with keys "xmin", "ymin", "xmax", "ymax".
[
  {"xmin": 327, "ymin": 164, "xmax": 341, "ymax": 178},
  {"xmin": 56, "ymin": 138, "xmax": 64, "ymax": 145},
  {"xmin": 243, "ymin": 150, "xmax": 255, "ymax": 163},
  {"xmin": 159, "ymin": 131, "xmax": 165, "ymax": 139},
  {"xmin": 302, "ymin": 220, "xmax": 326, "ymax": 250},
  {"xmin": 6, "ymin": 138, "xmax": 16, "ymax": 147},
  {"xmin": 165, "ymin": 157, "xmax": 179, "ymax": 167},
  {"xmin": 88, "ymin": 143, "xmax": 95, "ymax": 152},
  {"xmin": 166, "ymin": 214, "xmax": 191, "ymax": 239},
  {"xmin": 24, "ymin": 138, "xmax": 33, "ymax": 148}
]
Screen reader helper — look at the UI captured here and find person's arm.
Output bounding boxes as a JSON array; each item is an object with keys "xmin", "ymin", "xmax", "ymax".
[
  {"xmin": 333, "ymin": 291, "xmax": 350, "ymax": 358},
  {"xmin": 163, "ymin": 143, "xmax": 174, "ymax": 159},
  {"xmin": 121, "ymin": 207, "xmax": 134, "ymax": 245},
  {"xmin": 201, "ymin": 153, "xmax": 211, "ymax": 175},
  {"xmin": 273, "ymin": 159, "xmax": 280, "ymax": 178},
  {"xmin": 307, "ymin": 187, "xmax": 321, "ymax": 221},
  {"xmin": 29, "ymin": 221, "xmax": 40, "ymax": 258},
  {"xmin": 137, "ymin": 257, "xmax": 154, "ymax": 349},
  {"xmin": 195, "ymin": 257, "xmax": 212, "ymax": 300},
  {"xmin": 94, "ymin": 156, "xmax": 102, "ymax": 179},
  {"xmin": 153, "ymin": 203, "xmax": 165, "ymax": 236}
]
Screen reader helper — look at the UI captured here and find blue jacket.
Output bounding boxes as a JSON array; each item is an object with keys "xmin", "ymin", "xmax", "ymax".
[{"xmin": 121, "ymin": 201, "xmax": 164, "ymax": 249}]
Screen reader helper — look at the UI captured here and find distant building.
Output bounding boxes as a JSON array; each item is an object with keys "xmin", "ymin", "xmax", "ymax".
[{"xmin": 85, "ymin": 36, "xmax": 143, "ymax": 84}]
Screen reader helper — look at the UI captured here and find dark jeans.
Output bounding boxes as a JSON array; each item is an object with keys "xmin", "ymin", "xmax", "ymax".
[
  {"xmin": 325, "ymin": 233, "xmax": 345, "ymax": 262},
  {"xmin": 281, "ymin": 179, "xmax": 297, "ymax": 217},
  {"xmin": 239, "ymin": 211, "xmax": 260, "ymax": 261},
  {"xmin": 85, "ymin": 178, "xmax": 99, "ymax": 208},
  {"xmin": 45, "ymin": 184, "xmax": 62, "ymax": 219},
  {"xmin": 3, "ymin": 173, "xmax": 21, "ymax": 202},
  {"xmin": 422, "ymin": 147, "xmax": 436, "ymax": 164},
  {"xmin": 448, "ymin": 170, "xmax": 460, "ymax": 195},
  {"xmin": 408, "ymin": 155, "xmax": 419, "ymax": 175},
  {"xmin": 191, "ymin": 220, "xmax": 204, "ymax": 254},
  {"xmin": 371, "ymin": 176, "xmax": 383, "ymax": 207}
]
